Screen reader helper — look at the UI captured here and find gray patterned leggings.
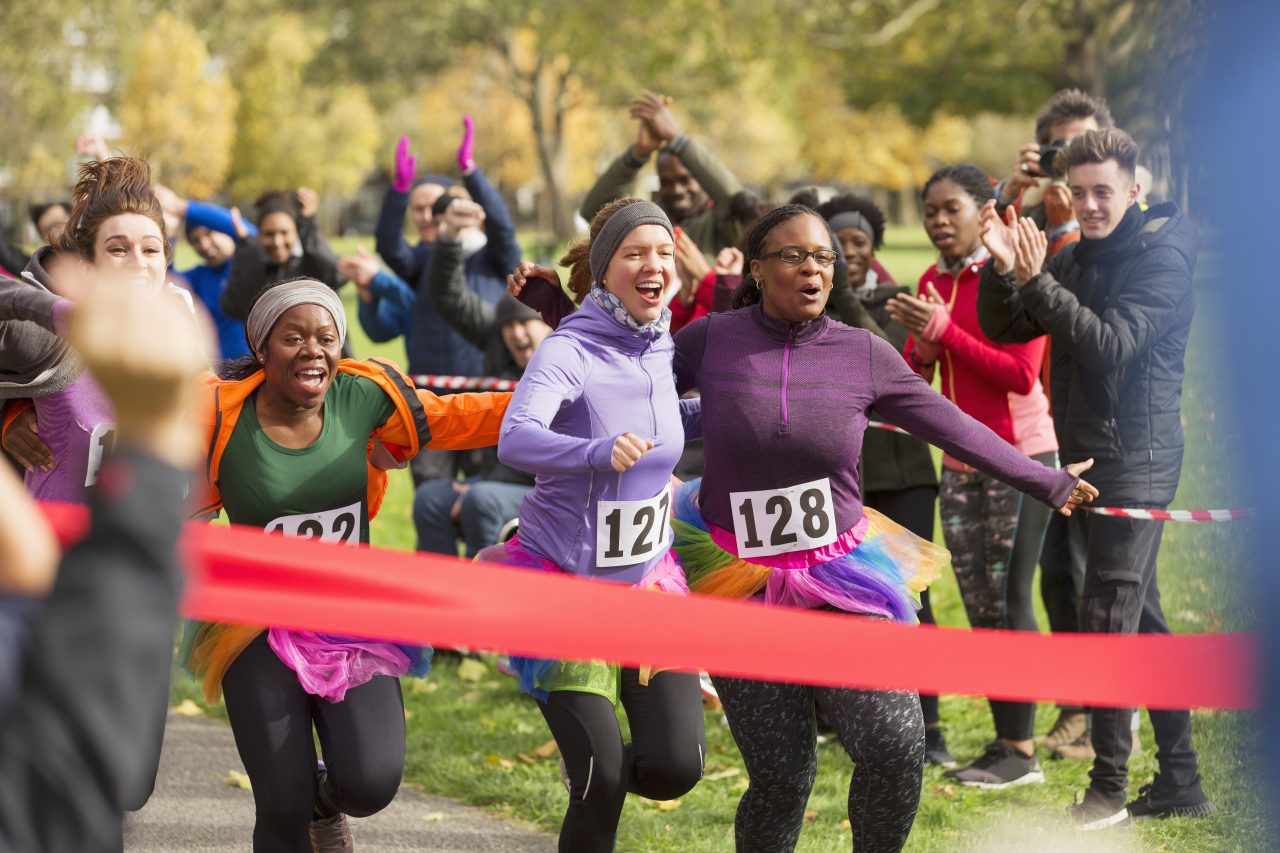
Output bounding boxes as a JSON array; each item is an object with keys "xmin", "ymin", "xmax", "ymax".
[
  {"xmin": 939, "ymin": 451, "xmax": 1056, "ymax": 742},
  {"xmin": 714, "ymin": 673, "xmax": 924, "ymax": 852}
]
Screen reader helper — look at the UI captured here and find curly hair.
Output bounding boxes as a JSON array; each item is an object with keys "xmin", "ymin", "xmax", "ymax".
[{"xmin": 58, "ymin": 157, "xmax": 171, "ymax": 264}]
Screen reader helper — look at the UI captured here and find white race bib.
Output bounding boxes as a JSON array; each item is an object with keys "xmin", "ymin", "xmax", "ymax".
[
  {"xmin": 730, "ymin": 478, "xmax": 837, "ymax": 558},
  {"xmin": 85, "ymin": 422, "xmax": 117, "ymax": 487},
  {"xmin": 265, "ymin": 501, "xmax": 361, "ymax": 547},
  {"xmin": 595, "ymin": 485, "xmax": 672, "ymax": 568}
]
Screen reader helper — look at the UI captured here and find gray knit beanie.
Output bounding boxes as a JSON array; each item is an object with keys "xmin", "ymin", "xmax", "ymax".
[{"xmin": 588, "ymin": 200, "xmax": 673, "ymax": 284}]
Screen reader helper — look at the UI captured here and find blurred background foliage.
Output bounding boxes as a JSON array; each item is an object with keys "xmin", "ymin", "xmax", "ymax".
[{"xmin": 0, "ymin": 0, "xmax": 1211, "ymax": 239}]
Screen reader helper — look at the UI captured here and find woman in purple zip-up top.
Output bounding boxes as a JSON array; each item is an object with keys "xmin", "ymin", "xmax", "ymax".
[
  {"xmin": 479, "ymin": 198, "xmax": 704, "ymax": 853},
  {"xmin": 667, "ymin": 205, "xmax": 1097, "ymax": 852}
]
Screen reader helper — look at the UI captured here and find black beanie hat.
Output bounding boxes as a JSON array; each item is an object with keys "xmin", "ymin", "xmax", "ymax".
[{"xmin": 494, "ymin": 294, "xmax": 542, "ymax": 327}]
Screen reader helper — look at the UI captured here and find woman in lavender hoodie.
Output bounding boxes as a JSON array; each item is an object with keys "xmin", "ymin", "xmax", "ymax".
[{"xmin": 481, "ymin": 198, "xmax": 704, "ymax": 853}]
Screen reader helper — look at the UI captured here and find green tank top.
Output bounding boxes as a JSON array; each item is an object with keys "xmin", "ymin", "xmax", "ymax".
[{"xmin": 217, "ymin": 373, "xmax": 396, "ymax": 545}]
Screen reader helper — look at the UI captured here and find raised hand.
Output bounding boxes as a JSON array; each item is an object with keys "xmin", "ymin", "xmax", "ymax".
[
  {"xmin": 296, "ymin": 187, "xmax": 320, "ymax": 218},
  {"xmin": 506, "ymin": 261, "xmax": 561, "ymax": 298},
  {"xmin": 885, "ymin": 291, "xmax": 937, "ymax": 336},
  {"xmin": 630, "ymin": 90, "xmax": 680, "ymax": 150},
  {"xmin": 1004, "ymin": 142, "xmax": 1046, "ymax": 197},
  {"xmin": 611, "ymin": 432, "xmax": 654, "ymax": 473},
  {"xmin": 152, "ymin": 184, "xmax": 188, "ymax": 221},
  {"xmin": 1059, "ymin": 459, "xmax": 1099, "ymax": 516},
  {"xmin": 457, "ymin": 115, "xmax": 476, "ymax": 174},
  {"xmin": 714, "ymin": 247, "xmax": 745, "ymax": 277},
  {"xmin": 1013, "ymin": 217, "xmax": 1048, "ymax": 286},
  {"xmin": 440, "ymin": 198, "xmax": 485, "ymax": 235},
  {"xmin": 228, "ymin": 207, "xmax": 250, "ymax": 241},
  {"xmin": 337, "ymin": 246, "xmax": 380, "ymax": 301},
  {"xmin": 75, "ymin": 132, "xmax": 109, "ymax": 161},
  {"xmin": 393, "ymin": 135, "xmax": 416, "ymax": 193},
  {"xmin": 980, "ymin": 200, "xmax": 1019, "ymax": 274}
]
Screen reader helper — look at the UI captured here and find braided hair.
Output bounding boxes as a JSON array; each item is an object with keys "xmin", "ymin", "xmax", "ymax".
[
  {"xmin": 921, "ymin": 163, "xmax": 994, "ymax": 207},
  {"xmin": 730, "ymin": 204, "xmax": 829, "ymax": 310}
]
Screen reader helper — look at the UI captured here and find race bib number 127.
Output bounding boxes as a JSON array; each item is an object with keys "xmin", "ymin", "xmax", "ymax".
[
  {"xmin": 730, "ymin": 478, "xmax": 837, "ymax": 559},
  {"xmin": 596, "ymin": 486, "xmax": 672, "ymax": 568},
  {"xmin": 265, "ymin": 501, "xmax": 361, "ymax": 547}
]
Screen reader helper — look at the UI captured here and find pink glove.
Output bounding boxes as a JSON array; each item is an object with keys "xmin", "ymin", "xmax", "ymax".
[
  {"xmin": 393, "ymin": 135, "xmax": 416, "ymax": 193},
  {"xmin": 457, "ymin": 116, "xmax": 476, "ymax": 174}
]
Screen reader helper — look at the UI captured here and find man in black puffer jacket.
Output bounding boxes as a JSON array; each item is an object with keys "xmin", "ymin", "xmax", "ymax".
[{"xmin": 976, "ymin": 127, "xmax": 1213, "ymax": 829}]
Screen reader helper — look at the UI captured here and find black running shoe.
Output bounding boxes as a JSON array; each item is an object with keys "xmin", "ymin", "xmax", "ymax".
[
  {"xmin": 924, "ymin": 726, "xmax": 956, "ymax": 769},
  {"xmin": 1070, "ymin": 788, "xmax": 1130, "ymax": 831},
  {"xmin": 1126, "ymin": 774, "xmax": 1216, "ymax": 820},
  {"xmin": 946, "ymin": 741, "xmax": 1045, "ymax": 789}
]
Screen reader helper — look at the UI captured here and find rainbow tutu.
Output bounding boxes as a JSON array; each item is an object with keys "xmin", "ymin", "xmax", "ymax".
[
  {"xmin": 671, "ymin": 479, "xmax": 947, "ymax": 623},
  {"xmin": 179, "ymin": 621, "xmax": 431, "ymax": 703},
  {"xmin": 474, "ymin": 535, "xmax": 688, "ymax": 704}
]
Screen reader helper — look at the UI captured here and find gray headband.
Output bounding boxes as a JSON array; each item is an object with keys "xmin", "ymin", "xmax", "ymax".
[
  {"xmin": 828, "ymin": 211, "xmax": 874, "ymax": 239},
  {"xmin": 246, "ymin": 280, "xmax": 347, "ymax": 357},
  {"xmin": 588, "ymin": 200, "xmax": 674, "ymax": 284}
]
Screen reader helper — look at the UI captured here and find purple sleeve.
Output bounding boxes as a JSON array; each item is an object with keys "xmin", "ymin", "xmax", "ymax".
[
  {"xmin": 672, "ymin": 316, "xmax": 710, "ymax": 395},
  {"xmin": 710, "ymin": 274, "xmax": 739, "ymax": 314},
  {"xmin": 496, "ymin": 335, "xmax": 616, "ymax": 475},
  {"xmin": 866, "ymin": 334, "xmax": 1076, "ymax": 508},
  {"xmin": 516, "ymin": 277, "xmax": 577, "ymax": 330}
]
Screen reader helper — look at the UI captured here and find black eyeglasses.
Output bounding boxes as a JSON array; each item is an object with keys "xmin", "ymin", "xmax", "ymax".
[{"xmin": 760, "ymin": 247, "xmax": 838, "ymax": 267}]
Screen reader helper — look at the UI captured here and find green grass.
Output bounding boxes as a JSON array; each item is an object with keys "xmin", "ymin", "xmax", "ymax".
[{"xmin": 171, "ymin": 226, "xmax": 1267, "ymax": 850}]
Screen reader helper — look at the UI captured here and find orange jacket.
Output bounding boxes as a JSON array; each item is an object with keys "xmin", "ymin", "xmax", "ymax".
[{"xmin": 190, "ymin": 357, "xmax": 510, "ymax": 520}]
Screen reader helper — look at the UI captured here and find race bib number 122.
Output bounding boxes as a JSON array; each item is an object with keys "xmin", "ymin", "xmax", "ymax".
[
  {"xmin": 730, "ymin": 478, "xmax": 837, "ymax": 559},
  {"xmin": 596, "ymin": 486, "xmax": 672, "ymax": 568},
  {"xmin": 265, "ymin": 501, "xmax": 361, "ymax": 547}
]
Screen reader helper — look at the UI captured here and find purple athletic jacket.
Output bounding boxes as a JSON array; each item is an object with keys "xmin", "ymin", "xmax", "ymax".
[
  {"xmin": 673, "ymin": 303, "xmax": 1076, "ymax": 537},
  {"xmin": 498, "ymin": 296, "xmax": 699, "ymax": 583}
]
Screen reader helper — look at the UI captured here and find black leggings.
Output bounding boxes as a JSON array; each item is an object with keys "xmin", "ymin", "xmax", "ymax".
[
  {"xmin": 864, "ymin": 486, "xmax": 939, "ymax": 726},
  {"xmin": 222, "ymin": 636, "xmax": 406, "ymax": 852},
  {"xmin": 939, "ymin": 452, "xmax": 1055, "ymax": 742},
  {"xmin": 715, "ymin": 673, "xmax": 924, "ymax": 852},
  {"xmin": 539, "ymin": 668, "xmax": 705, "ymax": 853}
]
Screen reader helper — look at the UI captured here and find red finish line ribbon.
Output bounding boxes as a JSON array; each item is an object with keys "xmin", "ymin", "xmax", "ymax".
[{"xmin": 38, "ymin": 503, "xmax": 1257, "ymax": 710}]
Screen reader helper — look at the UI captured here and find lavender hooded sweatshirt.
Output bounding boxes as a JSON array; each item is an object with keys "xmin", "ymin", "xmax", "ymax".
[{"xmin": 498, "ymin": 296, "xmax": 699, "ymax": 584}]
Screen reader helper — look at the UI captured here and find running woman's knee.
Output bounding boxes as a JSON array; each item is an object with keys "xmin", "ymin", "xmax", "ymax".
[{"xmin": 325, "ymin": 760, "xmax": 404, "ymax": 817}]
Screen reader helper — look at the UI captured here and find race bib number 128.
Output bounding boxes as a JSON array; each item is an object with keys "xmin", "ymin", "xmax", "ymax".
[
  {"xmin": 265, "ymin": 501, "xmax": 361, "ymax": 547},
  {"xmin": 596, "ymin": 486, "xmax": 672, "ymax": 568},
  {"xmin": 730, "ymin": 478, "xmax": 837, "ymax": 559}
]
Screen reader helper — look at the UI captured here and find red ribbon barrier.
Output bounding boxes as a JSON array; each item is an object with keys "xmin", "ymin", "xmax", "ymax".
[{"xmin": 40, "ymin": 502, "xmax": 1257, "ymax": 710}]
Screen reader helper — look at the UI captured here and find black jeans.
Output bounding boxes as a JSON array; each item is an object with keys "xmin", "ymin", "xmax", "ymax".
[
  {"xmin": 865, "ymin": 486, "xmax": 939, "ymax": 726},
  {"xmin": 539, "ymin": 669, "xmax": 705, "ymax": 853},
  {"xmin": 1079, "ymin": 510, "xmax": 1200, "ymax": 802},
  {"xmin": 222, "ymin": 636, "xmax": 406, "ymax": 852}
]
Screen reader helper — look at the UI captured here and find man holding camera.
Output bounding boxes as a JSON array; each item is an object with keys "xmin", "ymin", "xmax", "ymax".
[{"xmin": 977, "ymin": 127, "xmax": 1214, "ymax": 830}]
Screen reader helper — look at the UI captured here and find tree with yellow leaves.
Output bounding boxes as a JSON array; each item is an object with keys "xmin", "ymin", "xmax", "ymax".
[
  {"xmin": 118, "ymin": 13, "xmax": 237, "ymax": 199},
  {"xmin": 227, "ymin": 13, "xmax": 380, "ymax": 201}
]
